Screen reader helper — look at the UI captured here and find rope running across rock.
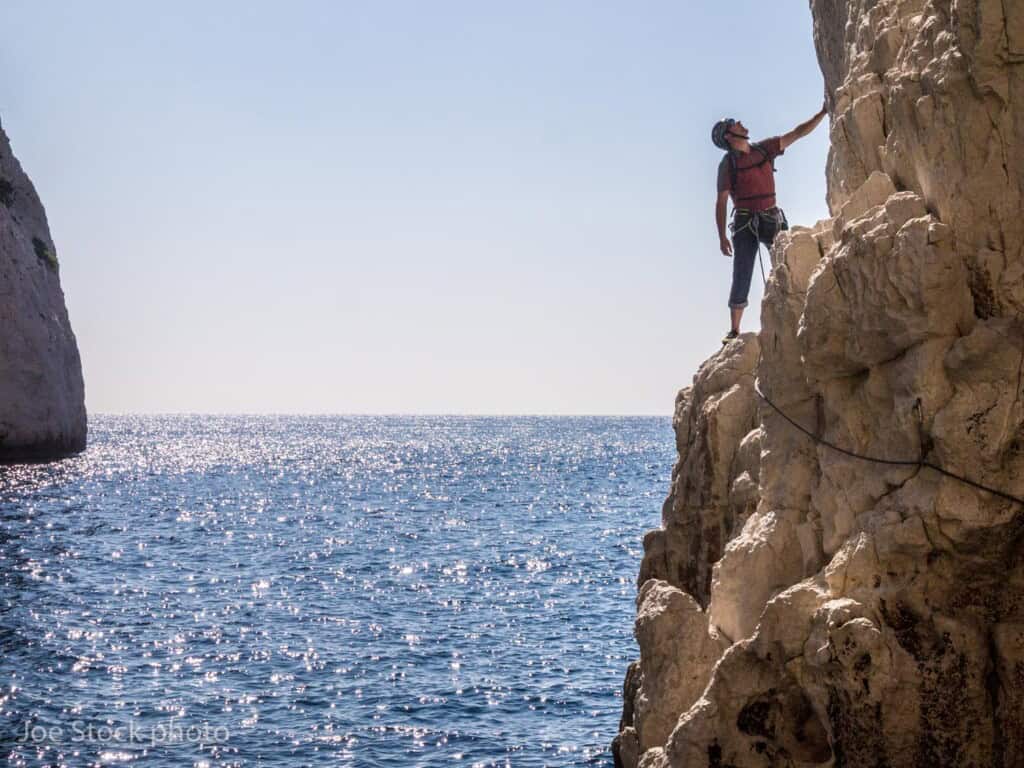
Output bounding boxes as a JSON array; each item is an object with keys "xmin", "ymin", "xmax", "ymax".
[
  {"xmin": 753, "ymin": 381, "xmax": 1024, "ymax": 508},
  {"xmin": 745, "ymin": 232, "xmax": 1024, "ymax": 509}
]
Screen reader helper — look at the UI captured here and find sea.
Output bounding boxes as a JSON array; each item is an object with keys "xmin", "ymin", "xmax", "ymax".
[{"xmin": 0, "ymin": 415, "xmax": 673, "ymax": 767}]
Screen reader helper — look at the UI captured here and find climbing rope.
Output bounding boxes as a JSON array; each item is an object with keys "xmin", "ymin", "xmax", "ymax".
[
  {"xmin": 725, "ymin": 201, "xmax": 1024, "ymax": 507},
  {"xmin": 745, "ymin": 309, "xmax": 1024, "ymax": 507},
  {"xmin": 719, "ymin": 168, "xmax": 1024, "ymax": 509},
  {"xmin": 754, "ymin": 380, "xmax": 1024, "ymax": 507},
  {"xmin": 730, "ymin": 208, "xmax": 1024, "ymax": 508}
]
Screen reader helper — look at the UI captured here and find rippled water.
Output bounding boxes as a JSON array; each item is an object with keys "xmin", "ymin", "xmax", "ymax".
[{"xmin": 0, "ymin": 416, "xmax": 671, "ymax": 767}]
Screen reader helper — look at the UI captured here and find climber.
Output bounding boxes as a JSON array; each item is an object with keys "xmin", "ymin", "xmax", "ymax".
[{"xmin": 712, "ymin": 104, "xmax": 828, "ymax": 344}]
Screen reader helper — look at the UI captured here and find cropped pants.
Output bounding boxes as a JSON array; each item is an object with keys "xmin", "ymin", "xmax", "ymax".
[{"xmin": 728, "ymin": 208, "xmax": 784, "ymax": 309}]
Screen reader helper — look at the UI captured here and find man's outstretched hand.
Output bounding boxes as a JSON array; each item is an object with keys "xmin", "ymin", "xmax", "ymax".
[
  {"xmin": 780, "ymin": 102, "xmax": 830, "ymax": 150},
  {"xmin": 720, "ymin": 236, "xmax": 733, "ymax": 257}
]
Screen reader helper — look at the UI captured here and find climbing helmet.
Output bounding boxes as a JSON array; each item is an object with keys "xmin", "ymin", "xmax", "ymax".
[{"xmin": 712, "ymin": 118, "xmax": 738, "ymax": 150}]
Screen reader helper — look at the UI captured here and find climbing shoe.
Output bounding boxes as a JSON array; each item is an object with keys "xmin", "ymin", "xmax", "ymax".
[{"xmin": 722, "ymin": 330, "xmax": 739, "ymax": 345}]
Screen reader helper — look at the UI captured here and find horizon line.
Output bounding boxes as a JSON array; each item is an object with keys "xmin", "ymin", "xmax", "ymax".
[{"xmin": 85, "ymin": 411, "xmax": 672, "ymax": 418}]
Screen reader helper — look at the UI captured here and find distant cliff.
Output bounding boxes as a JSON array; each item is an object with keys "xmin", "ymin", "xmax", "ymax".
[
  {"xmin": 615, "ymin": 0, "xmax": 1024, "ymax": 765},
  {"xmin": 0, "ymin": 117, "xmax": 86, "ymax": 460}
]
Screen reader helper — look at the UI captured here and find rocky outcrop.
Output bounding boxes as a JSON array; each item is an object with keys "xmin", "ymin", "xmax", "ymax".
[
  {"xmin": 614, "ymin": 1, "xmax": 1024, "ymax": 766},
  {"xmin": 0, "ymin": 117, "xmax": 86, "ymax": 459}
]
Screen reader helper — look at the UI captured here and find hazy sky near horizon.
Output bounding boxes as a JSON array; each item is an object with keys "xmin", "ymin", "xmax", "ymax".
[{"xmin": 1, "ymin": 1, "xmax": 830, "ymax": 414}]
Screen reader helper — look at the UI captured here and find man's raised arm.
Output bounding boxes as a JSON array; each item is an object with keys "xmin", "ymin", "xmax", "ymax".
[{"xmin": 780, "ymin": 102, "xmax": 828, "ymax": 151}]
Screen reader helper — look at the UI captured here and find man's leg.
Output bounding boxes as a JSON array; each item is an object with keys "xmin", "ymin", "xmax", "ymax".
[
  {"xmin": 759, "ymin": 217, "xmax": 780, "ymax": 252},
  {"xmin": 730, "ymin": 305, "xmax": 744, "ymax": 333},
  {"xmin": 728, "ymin": 226, "xmax": 757, "ymax": 333}
]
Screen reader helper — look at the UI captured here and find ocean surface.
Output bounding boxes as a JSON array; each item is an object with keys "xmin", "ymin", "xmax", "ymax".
[{"xmin": 0, "ymin": 416, "xmax": 673, "ymax": 767}]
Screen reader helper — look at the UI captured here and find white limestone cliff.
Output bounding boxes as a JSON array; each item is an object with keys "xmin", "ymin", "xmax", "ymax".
[
  {"xmin": 614, "ymin": 1, "xmax": 1024, "ymax": 765},
  {"xmin": 0, "ymin": 117, "xmax": 86, "ymax": 460}
]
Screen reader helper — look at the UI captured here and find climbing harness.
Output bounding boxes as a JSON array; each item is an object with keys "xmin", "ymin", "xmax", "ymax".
[
  {"xmin": 721, "ymin": 136, "xmax": 784, "ymax": 287},
  {"xmin": 730, "ymin": 206, "xmax": 788, "ymax": 285}
]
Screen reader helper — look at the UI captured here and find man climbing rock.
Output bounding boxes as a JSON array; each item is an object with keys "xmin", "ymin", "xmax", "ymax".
[{"xmin": 712, "ymin": 105, "xmax": 828, "ymax": 344}]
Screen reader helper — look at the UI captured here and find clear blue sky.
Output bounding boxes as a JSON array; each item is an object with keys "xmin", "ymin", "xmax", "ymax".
[{"xmin": 1, "ymin": 1, "xmax": 829, "ymax": 414}]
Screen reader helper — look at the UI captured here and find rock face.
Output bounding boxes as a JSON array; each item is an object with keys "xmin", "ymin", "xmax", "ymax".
[
  {"xmin": 0, "ymin": 117, "xmax": 86, "ymax": 460},
  {"xmin": 614, "ymin": 1, "xmax": 1024, "ymax": 766}
]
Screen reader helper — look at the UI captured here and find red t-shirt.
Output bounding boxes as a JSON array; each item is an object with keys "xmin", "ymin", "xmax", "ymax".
[{"xmin": 717, "ymin": 136, "xmax": 784, "ymax": 212}]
